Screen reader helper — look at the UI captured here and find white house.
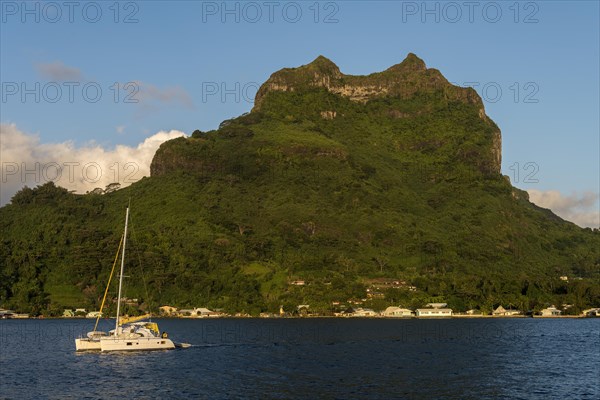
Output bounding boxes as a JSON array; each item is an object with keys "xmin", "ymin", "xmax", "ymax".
[
  {"xmin": 493, "ymin": 306, "xmax": 521, "ymax": 316},
  {"xmin": 540, "ymin": 306, "xmax": 562, "ymax": 317},
  {"xmin": 416, "ymin": 308, "xmax": 453, "ymax": 317},
  {"xmin": 353, "ymin": 308, "xmax": 378, "ymax": 317},
  {"xmin": 194, "ymin": 307, "xmax": 217, "ymax": 317},
  {"xmin": 178, "ymin": 309, "xmax": 195, "ymax": 317},
  {"xmin": 582, "ymin": 308, "xmax": 600, "ymax": 317},
  {"xmin": 179, "ymin": 307, "xmax": 218, "ymax": 318},
  {"xmin": 86, "ymin": 311, "xmax": 102, "ymax": 318},
  {"xmin": 62, "ymin": 309, "xmax": 74, "ymax": 318},
  {"xmin": 382, "ymin": 306, "xmax": 413, "ymax": 317}
]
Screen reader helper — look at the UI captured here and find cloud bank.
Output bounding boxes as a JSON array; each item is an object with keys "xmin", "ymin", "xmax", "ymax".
[
  {"xmin": 35, "ymin": 61, "xmax": 84, "ymax": 81},
  {"xmin": 528, "ymin": 189, "xmax": 600, "ymax": 228},
  {"xmin": 0, "ymin": 124, "xmax": 186, "ymax": 205}
]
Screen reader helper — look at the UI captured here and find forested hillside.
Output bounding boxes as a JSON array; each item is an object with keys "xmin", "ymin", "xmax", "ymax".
[{"xmin": 1, "ymin": 54, "xmax": 598, "ymax": 316}]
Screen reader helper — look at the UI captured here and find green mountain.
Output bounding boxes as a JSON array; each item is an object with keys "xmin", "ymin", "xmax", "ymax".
[{"xmin": 1, "ymin": 54, "xmax": 598, "ymax": 316}]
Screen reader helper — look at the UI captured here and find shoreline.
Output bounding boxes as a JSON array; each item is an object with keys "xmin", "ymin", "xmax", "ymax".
[{"xmin": 2, "ymin": 314, "xmax": 593, "ymax": 320}]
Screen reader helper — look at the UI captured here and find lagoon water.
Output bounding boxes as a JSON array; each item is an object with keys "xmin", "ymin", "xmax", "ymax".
[{"xmin": 0, "ymin": 318, "xmax": 598, "ymax": 399}]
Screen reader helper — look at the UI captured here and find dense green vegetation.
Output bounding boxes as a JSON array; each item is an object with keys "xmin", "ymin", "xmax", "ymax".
[{"xmin": 1, "ymin": 55, "xmax": 598, "ymax": 316}]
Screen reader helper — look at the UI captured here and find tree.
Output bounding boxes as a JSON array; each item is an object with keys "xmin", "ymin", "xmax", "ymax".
[
  {"xmin": 191, "ymin": 129, "xmax": 206, "ymax": 138},
  {"xmin": 373, "ymin": 256, "xmax": 388, "ymax": 273}
]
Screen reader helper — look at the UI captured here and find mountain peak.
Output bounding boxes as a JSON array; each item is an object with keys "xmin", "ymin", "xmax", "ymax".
[
  {"xmin": 307, "ymin": 55, "xmax": 339, "ymax": 70},
  {"xmin": 297, "ymin": 55, "xmax": 343, "ymax": 79},
  {"xmin": 253, "ymin": 53, "xmax": 482, "ymax": 111},
  {"xmin": 387, "ymin": 53, "xmax": 427, "ymax": 72}
]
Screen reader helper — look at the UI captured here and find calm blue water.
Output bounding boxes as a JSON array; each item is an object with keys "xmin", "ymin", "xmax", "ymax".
[{"xmin": 0, "ymin": 318, "xmax": 598, "ymax": 399}]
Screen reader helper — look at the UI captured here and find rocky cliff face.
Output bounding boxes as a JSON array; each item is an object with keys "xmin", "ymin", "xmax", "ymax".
[
  {"xmin": 152, "ymin": 54, "xmax": 503, "ymax": 176},
  {"xmin": 253, "ymin": 53, "xmax": 501, "ymax": 172},
  {"xmin": 254, "ymin": 54, "xmax": 475, "ymax": 106}
]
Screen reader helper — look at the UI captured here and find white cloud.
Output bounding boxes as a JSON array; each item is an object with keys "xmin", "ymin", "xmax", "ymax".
[
  {"xmin": 130, "ymin": 80, "xmax": 194, "ymax": 110},
  {"xmin": 116, "ymin": 125, "xmax": 126, "ymax": 134},
  {"xmin": 528, "ymin": 189, "xmax": 600, "ymax": 228},
  {"xmin": 35, "ymin": 61, "xmax": 83, "ymax": 81},
  {"xmin": 0, "ymin": 123, "xmax": 186, "ymax": 205}
]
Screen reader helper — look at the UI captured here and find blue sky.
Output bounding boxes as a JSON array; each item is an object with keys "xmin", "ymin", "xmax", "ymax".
[{"xmin": 1, "ymin": 0, "xmax": 599, "ymax": 226}]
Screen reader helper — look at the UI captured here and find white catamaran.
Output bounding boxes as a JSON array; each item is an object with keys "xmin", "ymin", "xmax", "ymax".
[{"xmin": 75, "ymin": 206, "xmax": 176, "ymax": 352}]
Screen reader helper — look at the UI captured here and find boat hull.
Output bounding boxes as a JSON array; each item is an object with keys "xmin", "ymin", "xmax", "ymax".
[
  {"xmin": 100, "ymin": 336, "xmax": 175, "ymax": 352},
  {"xmin": 75, "ymin": 338, "xmax": 102, "ymax": 351}
]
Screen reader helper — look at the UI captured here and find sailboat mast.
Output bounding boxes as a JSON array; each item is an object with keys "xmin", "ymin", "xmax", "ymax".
[{"xmin": 115, "ymin": 206, "xmax": 130, "ymax": 334}]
